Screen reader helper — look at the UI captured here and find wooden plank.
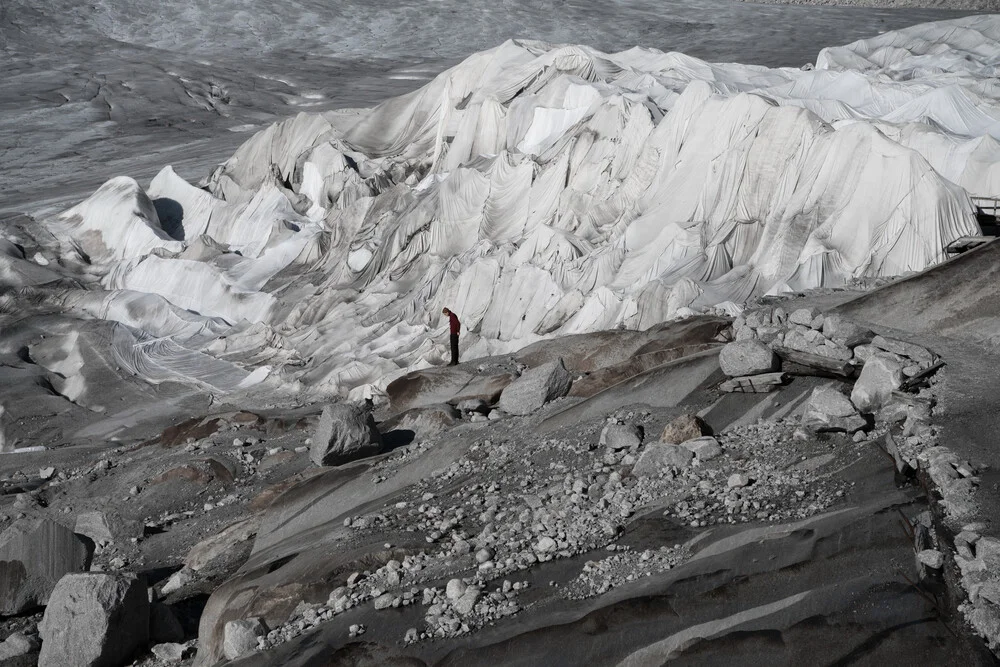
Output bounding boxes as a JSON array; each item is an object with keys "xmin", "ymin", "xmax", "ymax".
[
  {"xmin": 719, "ymin": 372, "xmax": 787, "ymax": 393},
  {"xmin": 772, "ymin": 346, "xmax": 855, "ymax": 378},
  {"xmin": 899, "ymin": 360, "xmax": 946, "ymax": 391}
]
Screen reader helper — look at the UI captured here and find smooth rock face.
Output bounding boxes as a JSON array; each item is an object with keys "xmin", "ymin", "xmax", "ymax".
[
  {"xmin": 718, "ymin": 340, "xmax": 779, "ymax": 378},
  {"xmin": 660, "ymin": 413, "xmax": 708, "ymax": 444},
  {"xmin": 851, "ymin": 353, "xmax": 904, "ymax": 413},
  {"xmin": 497, "ymin": 359, "xmax": 572, "ymax": 416},
  {"xmin": 802, "ymin": 384, "xmax": 866, "ymax": 433},
  {"xmin": 599, "ymin": 423, "xmax": 643, "ymax": 450},
  {"xmin": 223, "ymin": 618, "xmax": 267, "ymax": 660},
  {"xmin": 74, "ymin": 511, "xmax": 142, "ymax": 544},
  {"xmin": 310, "ymin": 403, "xmax": 383, "ymax": 466},
  {"xmin": 682, "ymin": 436, "xmax": 723, "ymax": 460},
  {"xmin": 38, "ymin": 573, "xmax": 149, "ymax": 667},
  {"xmin": 633, "ymin": 443, "xmax": 693, "ymax": 475},
  {"xmin": 0, "ymin": 518, "xmax": 92, "ymax": 614}
]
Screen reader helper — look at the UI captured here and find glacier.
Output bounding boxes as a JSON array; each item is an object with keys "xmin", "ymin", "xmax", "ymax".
[{"xmin": 12, "ymin": 15, "xmax": 1000, "ymax": 405}]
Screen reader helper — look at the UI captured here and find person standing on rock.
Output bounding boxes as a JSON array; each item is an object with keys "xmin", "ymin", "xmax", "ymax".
[{"xmin": 442, "ymin": 307, "xmax": 461, "ymax": 366}]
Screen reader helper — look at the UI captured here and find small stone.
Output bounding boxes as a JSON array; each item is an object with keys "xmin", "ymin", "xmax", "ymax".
[
  {"xmin": 727, "ymin": 473, "xmax": 750, "ymax": 488},
  {"xmin": 445, "ymin": 579, "xmax": 468, "ymax": 602},
  {"xmin": 917, "ymin": 549, "xmax": 944, "ymax": 570},
  {"xmin": 373, "ymin": 593, "xmax": 394, "ymax": 610},
  {"xmin": 39, "ymin": 467, "xmax": 55, "ymax": 480},
  {"xmin": 681, "ymin": 436, "xmax": 722, "ymax": 460},
  {"xmin": 599, "ymin": 423, "xmax": 643, "ymax": 450}
]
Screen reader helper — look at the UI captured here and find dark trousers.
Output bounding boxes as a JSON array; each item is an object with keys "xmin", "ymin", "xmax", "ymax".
[{"xmin": 450, "ymin": 333, "xmax": 459, "ymax": 366}]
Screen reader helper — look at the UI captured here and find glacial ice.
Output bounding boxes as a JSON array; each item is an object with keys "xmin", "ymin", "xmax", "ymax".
[{"xmin": 25, "ymin": 16, "xmax": 1000, "ymax": 399}]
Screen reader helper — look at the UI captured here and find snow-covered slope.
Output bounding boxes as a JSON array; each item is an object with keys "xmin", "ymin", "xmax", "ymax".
[{"xmin": 24, "ymin": 16, "xmax": 1000, "ymax": 399}]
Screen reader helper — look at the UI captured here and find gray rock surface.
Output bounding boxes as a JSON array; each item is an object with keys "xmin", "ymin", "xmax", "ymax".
[
  {"xmin": 223, "ymin": 618, "xmax": 267, "ymax": 660},
  {"xmin": 74, "ymin": 511, "xmax": 142, "ymax": 544},
  {"xmin": 310, "ymin": 403, "xmax": 383, "ymax": 466},
  {"xmin": 821, "ymin": 315, "xmax": 873, "ymax": 348},
  {"xmin": 599, "ymin": 423, "xmax": 643, "ymax": 450},
  {"xmin": 497, "ymin": 359, "xmax": 572, "ymax": 415},
  {"xmin": 871, "ymin": 335, "xmax": 934, "ymax": 365},
  {"xmin": 0, "ymin": 632, "xmax": 38, "ymax": 664},
  {"xmin": 788, "ymin": 307, "xmax": 818, "ymax": 326},
  {"xmin": 633, "ymin": 443, "xmax": 694, "ymax": 475},
  {"xmin": 38, "ymin": 573, "xmax": 149, "ymax": 667},
  {"xmin": 851, "ymin": 353, "xmax": 904, "ymax": 413},
  {"xmin": 0, "ymin": 518, "xmax": 92, "ymax": 614},
  {"xmin": 718, "ymin": 340, "xmax": 779, "ymax": 378},
  {"xmin": 802, "ymin": 384, "xmax": 866, "ymax": 433},
  {"xmin": 682, "ymin": 436, "xmax": 723, "ymax": 460}
]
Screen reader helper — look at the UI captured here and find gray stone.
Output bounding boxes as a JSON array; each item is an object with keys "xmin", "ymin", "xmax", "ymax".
[
  {"xmin": 682, "ymin": 436, "xmax": 723, "ymax": 461},
  {"xmin": 150, "ymin": 642, "xmax": 195, "ymax": 662},
  {"xmin": 310, "ymin": 403, "xmax": 383, "ymax": 467},
  {"xmin": 456, "ymin": 398, "xmax": 487, "ymax": 413},
  {"xmin": 497, "ymin": 359, "xmax": 572, "ymax": 416},
  {"xmin": 599, "ymin": 423, "xmax": 643, "ymax": 450},
  {"xmin": 453, "ymin": 587, "xmax": 480, "ymax": 616},
  {"xmin": 871, "ymin": 335, "xmax": 934, "ymax": 365},
  {"xmin": 821, "ymin": 315, "xmax": 874, "ymax": 348},
  {"xmin": 660, "ymin": 414, "xmax": 708, "ymax": 444},
  {"xmin": 445, "ymin": 579, "xmax": 468, "ymax": 602},
  {"xmin": 74, "ymin": 511, "xmax": 142, "ymax": 545},
  {"xmin": 718, "ymin": 340, "xmax": 779, "ymax": 378},
  {"xmin": 851, "ymin": 353, "xmax": 904, "ymax": 413},
  {"xmin": 0, "ymin": 518, "xmax": 92, "ymax": 614},
  {"xmin": 917, "ymin": 549, "xmax": 944, "ymax": 569},
  {"xmin": 0, "ymin": 632, "xmax": 37, "ymax": 663},
  {"xmin": 223, "ymin": 618, "xmax": 267, "ymax": 660},
  {"xmin": 727, "ymin": 473, "xmax": 750, "ymax": 488},
  {"xmin": 633, "ymin": 443, "xmax": 694, "ymax": 475},
  {"xmin": 789, "ymin": 307, "xmax": 818, "ymax": 326},
  {"xmin": 160, "ymin": 567, "xmax": 194, "ymax": 596},
  {"xmin": 38, "ymin": 573, "xmax": 149, "ymax": 667},
  {"xmin": 744, "ymin": 309, "xmax": 773, "ymax": 329},
  {"xmin": 802, "ymin": 384, "xmax": 866, "ymax": 433}
]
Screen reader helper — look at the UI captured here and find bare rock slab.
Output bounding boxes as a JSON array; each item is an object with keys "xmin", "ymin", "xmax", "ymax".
[
  {"xmin": 718, "ymin": 340, "xmax": 779, "ymax": 378},
  {"xmin": 497, "ymin": 359, "xmax": 572, "ymax": 416},
  {"xmin": 871, "ymin": 335, "xmax": 934, "ymax": 365},
  {"xmin": 310, "ymin": 403, "xmax": 382, "ymax": 467},
  {"xmin": 38, "ymin": 573, "xmax": 149, "ymax": 667},
  {"xmin": 802, "ymin": 384, "xmax": 866, "ymax": 433},
  {"xmin": 851, "ymin": 353, "xmax": 904, "ymax": 413},
  {"xmin": 0, "ymin": 518, "xmax": 92, "ymax": 614}
]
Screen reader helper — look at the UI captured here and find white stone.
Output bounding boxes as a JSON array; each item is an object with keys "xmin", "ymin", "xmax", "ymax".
[
  {"xmin": 718, "ymin": 340, "xmax": 780, "ymax": 378},
  {"xmin": 497, "ymin": 359, "xmax": 573, "ymax": 416},
  {"xmin": 727, "ymin": 473, "xmax": 750, "ymax": 488},
  {"xmin": 223, "ymin": 618, "xmax": 267, "ymax": 660},
  {"xmin": 851, "ymin": 352, "xmax": 904, "ymax": 413}
]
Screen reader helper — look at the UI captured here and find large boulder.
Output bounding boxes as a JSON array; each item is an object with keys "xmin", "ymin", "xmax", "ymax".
[
  {"xmin": 38, "ymin": 573, "xmax": 149, "ymax": 667},
  {"xmin": 497, "ymin": 359, "xmax": 572, "ymax": 416},
  {"xmin": 802, "ymin": 384, "xmax": 866, "ymax": 433},
  {"xmin": 851, "ymin": 353, "xmax": 905, "ymax": 413},
  {"xmin": 660, "ymin": 413, "xmax": 709, "ymax": 444},
  {"xmin": 309, "ymin": 403, "xmax": 383, "ymax": 467},
  {"xmin": 223, "ymin": 618, "xmax": 267, "ymax": 660},
  {"xmin": 0, "ymin": 518, "xmax": 92, "ymax": 614},
  {"xmin": 633, "ymin": 443, "xmax": 694, "ymax": 475},
  {"xmin": 821, "ymin": 315, "xmax": 873, "ymax": 348},
  {"xmin": 718, "ymin": 341, "xmax": 779, "ymax": 378},
  {"xmin": 75, "ymin": 511, "xmax": 142, "ymax": 545}
]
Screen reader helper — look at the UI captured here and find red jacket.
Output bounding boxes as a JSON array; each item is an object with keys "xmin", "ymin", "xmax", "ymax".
[{"xmin": 448, "ymin": 312, "xmax": 461, "ymax": 335}]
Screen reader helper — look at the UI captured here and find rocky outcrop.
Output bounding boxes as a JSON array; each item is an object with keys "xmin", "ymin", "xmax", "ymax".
[
  {"xmin": 497, "ymin": 359, "xmax": 572, "ymax": 416},
  {"xmin": 38, "ymin": 573, "xmax": 149, "ymax": 667},
  {"xmin": 718, "ymin": 340, "xmax": 780, "ymax": 377},
  {"xmin": 310, "ymin": 403, "xmax": 383, "ymax": 467},
  {"xmin": 0, "ymin": 518, "xmax": 93, "ymax": 614}
]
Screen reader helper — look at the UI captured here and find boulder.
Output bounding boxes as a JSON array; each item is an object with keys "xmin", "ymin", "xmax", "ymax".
[
  {"xmin": 0, "ymin": 632, "xmax": 38, "ymax": 665},
  {"xmin": 599, "ymin": 423, "xmax": 643, "ymax": 450},
  {"xmin": 718, "ymin": 341, "xmax": 779, "ymax": 378},
  {"xmin": 682, "ymin": 436, "xmax": 723, "ymax": 461},
  {"xmin": 821, "ymin": 315, "xmax": 873, "ymax": 348},
  {"xmin": 633, "ymin": 443, "xmax": 693, "ymax": 475},
  {"xmin": 386, "ymin": 369, "xmax": 515, "ymax": 414},
  {"xmin": 0, "ymin": 518, "xmax": 92, "ymax": 614},
  {"xmin": 660, "ymin": 414, "xmax": 709, "ymax": 443},
  {"xmin": 74, "ymin": 511, "xmax": 142, "ymax": 545},
  {"xmin": 871, "ymin": 335, "xmax": 934, "ymax": 365},
  {"xmin": 223, "ymin": 618, "xmax": 267, "ymax": 660},
  {"xmin": 151, "ymin": 642, "xmax": 195, "ymax": 662},
  {"xmin": 788, "ymin": 308, "xmax": 818, "ymax": 326},
  {"xmin": 497, "ymin": 359, "xmax": 572, "ymax": 416},
  {"xmin": 310, "ymin": 403, "xmax": 383, "ymax": 466},
  {"xmin": 802, "ymin": 384, "xmax": 866, "ymax": 433},
  {"xmin": 38, "ymin": 573, "xmax": 149, "ymax": 667},
  {"xmin": 851, "ymin": 353, "xmax": 904, "ymax": 413}
]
